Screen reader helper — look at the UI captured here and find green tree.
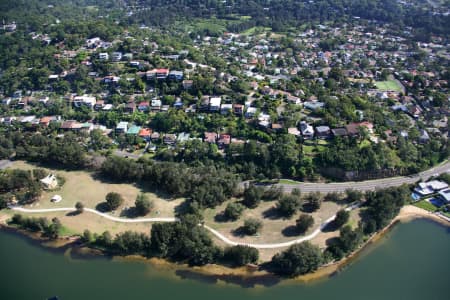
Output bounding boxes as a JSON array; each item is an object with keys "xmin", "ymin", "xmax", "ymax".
[
  {"xmin": 334, "ymin": 209, "xmax": 350, "ymax": 228},
  {"xmin": 135, "ymin": 194, "xmax": 154, "ymax": 216},
  {"xmin": 304, "ymin": 192, "xmax": 322, "ymax": 212},
  {"xmin": 224, "ymin": 245, "xmax": 259, "ymax": 266},
  {"xmin": 106, "ymin": 192, "xmax": 123, "ymax": 211},
  {"xmin": 242, "ymin": 185, "xmax": 264, "ymax": 208},
  {"xmin": 75, "ymin": 202, "xmax": 84, "ymax": 214},
  {"xmin": 243, "ymin": 218, "xmax": 262, "ymax": 235},
  {"xmin": 271, "ymin": 242, "xmax": 323, "ymax": 276},
  {"xmin": 277, "ymin": 194, "xmax": 301, "ymax": 218},
  {"xmin": 224, "ymin": 202, "xmax": 245, "ymax": 221},
  {"xmin": 296, "ymin": 214, "xmax": 314, "ymax": 234}
]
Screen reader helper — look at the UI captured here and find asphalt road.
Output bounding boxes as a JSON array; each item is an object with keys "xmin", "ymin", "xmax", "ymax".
[{"xmin": 276, "ymin": 160, "xmax": 450, "ymax": 193}]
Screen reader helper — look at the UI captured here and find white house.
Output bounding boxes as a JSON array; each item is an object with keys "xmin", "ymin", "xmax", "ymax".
[
  {"xmin": 209, "ymin": 97, "xmax": 222, "ymax": 112},
  {"xmin": 414, "ymin": 180, "xmax": 449, "ymax": 197},
  {"xmin": 300, "ymin": 121, "xmax": 314, "ymax": 139},
  {"xmin": 41, "ymin": 174, "xmax": 58, "ymax": 190}
]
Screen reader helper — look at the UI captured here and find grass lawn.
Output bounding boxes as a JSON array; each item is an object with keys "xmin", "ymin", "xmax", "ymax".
[
  {"xmin": 241, "ymin": 26, "xmax": 271, "ymax": 35},
  {"xmin": 413, "ymin": 200, "xmax": 438, "ymax": 212},
  {"xmin": 278, "ymin": 179, "xmax": 301, "ymax": 185},
  {"xmin": 375, "ymin": 80, "xmax": 403, "ymax": 92}
]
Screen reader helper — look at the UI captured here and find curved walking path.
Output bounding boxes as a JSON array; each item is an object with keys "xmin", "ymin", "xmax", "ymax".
[{"xmin": 11, "ymin": 204, "xmax": 359, "ymax": 249}]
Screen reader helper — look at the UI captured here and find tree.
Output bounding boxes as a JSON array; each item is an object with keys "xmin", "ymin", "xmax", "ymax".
[
  {"xmin": 277, "ymin": 194, "xmax": 301, "ymax": 218},
  {"xmin": 106, "ymin": 192, "xmax": 123, "ymax": 211},
  {"xmin": 345, "ymin": 189, "xmax": 363, "ymax": 203},
  {"xmin": 242, "ymin": 185, "xmax": 264, "ymax": 208},
  {"xmin": 243, "ymin": 218, "xmax": 262, "ymax": 235},
  {"xmin": 224, "ymin": 202, "xmax": 245, "ymax": 221},
  {"xmin": 45, "ymin": 217, "xmax": 62, "ymax": 240},
  {"xmin": 334, "ymin": 209, "xmax": 350, "ymax": 228},
  {"xmin": 296, "ymin": 214, "xmax": 314, "ymax": 234},
  {"xmin": 271, "ymin": 242, "xmax": 323, "ymax": 276},
  {"xmin": 135, "ymin": 194, "xmax": 154, "ymax": 216},
  {"xmin": 82, "ymin": 229, "xmax": 94, "ymax": 243},
  {"xmin": 224, "ymin": 245, "xmax": 259, "ymax": 266},
  {"xmin": 304, "ymin": 192, "xmax": 322, "ymax": 211},
  {"xmin": 75, "ymin": 202, "xmax": 84, "ymax": 214}
]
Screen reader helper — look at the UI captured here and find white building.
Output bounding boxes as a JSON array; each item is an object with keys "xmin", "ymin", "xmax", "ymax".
[
  {"xmin": 209, "ymin": 97, "xmax": 222, "ymax": 112},
  {"xmin": 414, "ymin": 180, "xmax": 448, "ymax": 196}
]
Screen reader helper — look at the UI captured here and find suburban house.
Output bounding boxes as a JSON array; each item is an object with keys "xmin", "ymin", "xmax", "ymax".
[
  {"xmin": 99, "ymin": 52, "xmax": 109, "ymax": 60},
  {"xmin": 414, "ymin": 180, "xmax": 448, "ymax": 197},
  {"xmin": 163, "ymin": 133, "xmax": 177, "ymax": 145},
  {"xmin": 217, "ymin": 134, "xmax": 231, "ymax": 149},
  {"xmin": 94, "ymin": 100, "xmax": 105, "ymax": 111},
  {"xmin": 419, "ymin": 129, "xmax": 430, "ymax": 144},
  {"xmin": 233, "ymin": 104, "xmax": 244, "ymax": 115},
  {"xmin": 127, "ymin": 125, "xmax": 141, "ymax": 135},
  {"xmin": 138, "ymin": 128, "xmax": 152, "ymax": 141},
  {"xmin": 209, "ymin": 97, "xmax": 222, "ymax": 112},
  {"xmin": 438, "ymin": 189, "xmax": 450, "ymax": 203},
  {"xmin": 124, "ymin": 102, "xmax": 136, "ymax": 114},
  {"xmin": 116, "ymin": 121, "xmax": 128, "ymax": 134},
  {"xmin": 220, "ymin": 103, "xmax": 233, "ymax": 115},
  {"xmin": 138, "ymin": 101, "xmax": 150, "ymax": 112},
  {"xmin": 300, "ymin": 121, "xmax": 314, "ymax": 139},
  {"xmin": 168, "ymin": 70, "xmax": 184, "ymax": 81},
  {"xmin": 332, "ymin": 128, "xmax": 348, "ymax": 137},
  {"xmin": 151, "ymin": 99, "xmax": 162, "ymax": 111},
  {"xmin": 111, "ymin": 52, "xmax": 122, "ymax": 61},
  {"xmin": 204, "ymin": 132, "xmax": 217, "ymax": 143},
  {"xmin": 73, "ymin": 95, "xmax": 96, "ymax": 109},
  {"xmin": 315, "ymin": 126, "xmax": 331, "ymax": 139}
]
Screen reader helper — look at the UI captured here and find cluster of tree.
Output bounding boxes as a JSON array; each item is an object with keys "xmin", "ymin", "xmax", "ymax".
[
  {"xmin": 325, "ymin": 185, "xmax": 409, "ymax": 260},
  {"xmin": 128, "ymin": 0, "xmax": 449, "ymax": 35},
  {"xmin": 9, "ymin": 214, "xmax": 62, "ymax": 240},
  {"xmin": 100, "ymin": 156, "xmax": 237, "ymax": 208},
  {"xmin": 0, "ymin": 169, "xmax": 46, "ymax": 205},
  {"xmin": 270, "ymin": 242, "xmax": 323, "ymax": 277}
]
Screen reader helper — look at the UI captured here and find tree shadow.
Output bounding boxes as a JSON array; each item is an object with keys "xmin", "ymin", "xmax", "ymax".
[
  {"xmin": 120, "ymin": 206, "xmax": 139, "ymax": 218},
  {"xmin": 214, "ymin": 212, "xmax": 229, "ymax": 223},
  {"xmin": 95, "ymin": 202, "xmax": 111, "ymax": 213},
  {"xmin": 281, "ymin": 225, "xmax": 300, "ymax": 237},
  {"xmin": 325, "ymin": 236, "xmax": 340, "ymax": 247},
  {"xmin": 66, "ymin": 211, "xmax": 81, "ymax": 217},
  {"xmin": 301, "ymin": 204, "xmax": 317, "ymax": 213},
  {"xmin": 262, "ymin": 206, "xmax": 283, "ymax": 220},
  {"xmin": 231, "ymin": 226, "xmax": 247, "ymax": 237},
  {"xmin": 321, "ymin": 222, "xmax": 338, "ymax": 232}
]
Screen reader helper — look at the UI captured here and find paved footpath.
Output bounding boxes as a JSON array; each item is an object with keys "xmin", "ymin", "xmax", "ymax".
[{"xmin": 11, "ymin": 204, "xmax": 359, "ymax": 249}]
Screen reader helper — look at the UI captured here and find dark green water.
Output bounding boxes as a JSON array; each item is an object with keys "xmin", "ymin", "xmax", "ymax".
[{"xmin": 1, "ymin": 219, "xmax": 449, "ymax": 300}]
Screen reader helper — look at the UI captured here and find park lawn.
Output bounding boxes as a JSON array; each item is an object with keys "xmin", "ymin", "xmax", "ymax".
[
  {"xmin": 278, "ymin": 179, "xmax": 301, "ymax": 185},
  {"xmin": 203, "ymin": 198, "xmax": 343, "ymax": 245},
  {"xmin": 8, "ymin": 161, "xmax": 182, "ymax": 219},
  {"xmin": 375, "ymin": 80, "xmax": 403, "ymax": 92},
  {"xmin": 413, "ymin": 200, "xmax": 438, "ymax": 212},
  {"xmin": 241, "ymin": 26, "xmax": 271, "ymax": 35}
]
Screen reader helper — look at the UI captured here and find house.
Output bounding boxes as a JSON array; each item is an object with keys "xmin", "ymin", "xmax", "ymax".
[
  {"xmin": 139, "ymin": 128, "xmax": 152, "ymax": 141},
  {"xmin": 245, "ymin": 107, "xmax": 257, "ymax": 118},
  {"xmin": 102, "ymin": 104, "xmax": 114, "ymax": 111},
  {"xmin": 204, "ymin": 132, "xmax": 217, "ymax": 143},
  {"xmin": 137, "ymin": 101, "xmax": 150, "ymax": 112},
  {"xmin": 124, "ymin": 102, "xmax": 136, "ymax": 114},
  {"xmin": 111, "ymin": 52, "xmax": 122, "ymax": 62},
  {"xmin": 345, "ymin": 123, "xmax": 361, "ymax": 137},
  {"xmin": 94, "ymin": 100, "xmax": 105, "ymax": 111},
  {"xmin": 438, "ymin": 189, "xmax": 450, "ymax": 203},
  {"xmin": 217, "ymin": 134, "xmax": 231, "ymax": 149},
  {"xmin": 209, "ymin": 97, "xmax": 222, "ymax": 112},
  {"xmin": 271, "ymin": 123, "xmax": 284, "ymax": 133},
  {"xmin": 315, "ymin": 126, "xmax": 331, "ymax": 139},
  {"xmin": 60, "ymin": 120, "xmax": 81, "ymax": 131},
  {"xmin": 414, "ymin": 181, "xmax": 448, "ymax": 197},
  {"xmin": 300, "ymin": 121, "xmax": 314, "ymax": 139},
  {"xmin": 174, "ymin": 99, "xmax": 184, "ymax": 109},
  {"xmin": 99, "ymin": 52, "xmax": 109, "ymax": 60},
  {"xmin": 151, "ymin": 99, "xmax": 162, "ymax": 111},
  {"xmin": 288, "ymin": 127, "xmax": 301, "ymax": 136},
  {"xmin": 163, "ymin": 134, "xmax": 177, "ymax": 145},
  {"xmin": 332, "ymin": 128, "xmax": 348, "ymax": 137},
  {"xmin": 177, "ymin": 132, "xmax": 190, "ymax": 143},
  {"xmin": 127, "ymin": 125, "xmax": 141, "ymax": 136},
  {"xmin": 199, "ymin": 97, "xmax": 210, "ymax": 112},
  {"xmin": 156, "ymin": 68, "xmax": 170, "ymax": 79},
  {"xmin": 182, "ymin": 80, "xmax": 193, "ymax": 90},
  {"xmin": 39, "ymin": 116, "xmax": 53, "ymax": 127},
  {"xmin": 73, "ymin": 95, "xmax": 96, "ymax": 109},
  {"xmin": 150, "ymin": 132, "xmax": 160, "ymax": 141},
  {"xmin": 168, "ymin": 70, "xmax": 184, "ymax": 81},
  {"xmin": 304, "ymin": 101, "xmax": 325, "ymax": 111},
  {"xmin": 116, "ymin": 121, "xmax": 128, "ymax": 134},
  {"xmin": 40, "ymin": 174, "xmax": 58, "ymax": 190},
  {"xmin": 220, "ymin": 103, "xmax": 233, "ymax": 115},
  {"xmin": 233, "ymin": 104, "xmax": 244, "ymax": 116},
  {"xmin": 419, "ymin": 129, "xmax": 430, "ymax": 144}
]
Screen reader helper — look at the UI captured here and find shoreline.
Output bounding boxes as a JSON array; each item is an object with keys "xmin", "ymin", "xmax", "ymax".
[{"xmin": 1, "ymin": 205, "xmax": 447, "ymax": 285}]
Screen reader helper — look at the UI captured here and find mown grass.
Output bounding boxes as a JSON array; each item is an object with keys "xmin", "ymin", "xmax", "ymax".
[
  {"xmin": 413, "ymin": 200, "xmax": 438, "ymax": 212},
  {"xmin": 375, "ymin": 80, "xmax": 403, "ymax": 92}
]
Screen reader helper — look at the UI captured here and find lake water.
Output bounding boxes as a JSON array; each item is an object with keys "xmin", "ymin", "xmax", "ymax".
[{"xmin": 1, "ymin": 219, "xmax": 449, "ymax": 300}]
